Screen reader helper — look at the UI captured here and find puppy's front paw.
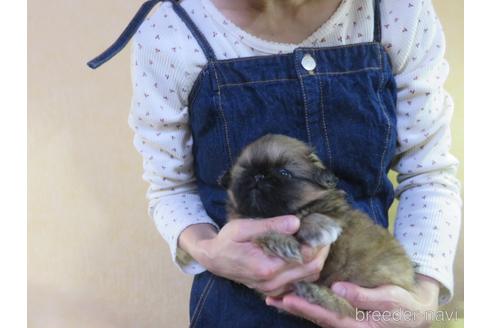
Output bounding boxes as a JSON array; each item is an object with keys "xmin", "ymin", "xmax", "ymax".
[
  {"xmin": 296, "ymin": 213, "xmax": 342, "ymax": 248},
  {"xmin": 294, "ymin": 282, "xmax": 355, "ymax": 317},
  {"xmin": 254, "ymin": 232, "xmax": 302, "ymax": 263}
]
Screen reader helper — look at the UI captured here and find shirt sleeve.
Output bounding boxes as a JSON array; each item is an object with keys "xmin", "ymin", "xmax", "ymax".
[
  {"xmin": 128, "ymin": 7, "xmax": 218, "ymax": 275},
  {"xmin": 381, "ymin": 0, "xmax": 462, "ymax": 305}
]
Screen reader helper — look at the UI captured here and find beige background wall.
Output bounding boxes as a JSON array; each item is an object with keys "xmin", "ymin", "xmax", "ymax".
[{"xmin": 27, "ymin": 1, "xmax": 464, "ymax": 327}]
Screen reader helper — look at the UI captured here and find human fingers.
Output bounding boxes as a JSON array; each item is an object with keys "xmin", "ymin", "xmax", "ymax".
[
  {"xmin": 229, "ymin": 216, "xmax": 300, "ymax": 242},
  {"xmin": 266, "ymin": 294, "xmax": 367, "ymax": 328},
  {"xmin": 331, "ymin": 282, "xmax": 413, "ymax": 312},
  {"xmin": 300, "ymin": 244, "xmax": 317, "ymax": 262},
  {"xmin": 259, "ymin": 270, "xmax": 324, "ymax": 297},
  {"xmin": 253, "ymin": 247, "xmax": 329, "ymax": 295}
]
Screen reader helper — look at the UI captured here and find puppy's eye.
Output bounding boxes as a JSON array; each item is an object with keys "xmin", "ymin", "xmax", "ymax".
[{"xmin": 276, "ymin": 168, "xmax": 293, "ymax": 178}]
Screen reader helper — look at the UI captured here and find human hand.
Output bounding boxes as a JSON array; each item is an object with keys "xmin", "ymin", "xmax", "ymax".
[
  {"xmin": 266, "ymin": 274, "xmax": 440, "ymax": 327},
  {"xmin": 192, "ymin": 215, "xmax": 330, "ymax": 296}
]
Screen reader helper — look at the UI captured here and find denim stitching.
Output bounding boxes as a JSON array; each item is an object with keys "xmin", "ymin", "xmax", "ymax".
[
  {"xmin": 187, "ymin": 45, "xmax": 382, "ymax": 93},
  {"xmin": 373, "ymin": 47, "xmax": 391, "ymax": 197},
  {"xmin": 296, "ymin": 58, "xmax": 312, "ymax": 144},
  {"xmin": 190, "ymin": 278, "xmax": 216, "ymax": 328},
  {"xmin": 190, "ymin": 275, "xmax": 215, "ymax": 327},
  {"xmin": 303, "ymin": 66, "xmax": 381, "ymax": 77},
  {"xmin": 369, "ymin": 197, "xmax": 378, "ymax": 224},
  {"xmin": 217, "ymin": 67, "xmax": 381, "ymax": 88},
  {"xmin": 317, "ymin": 76, "xmax": 333, "ymax": 169},
  {"xmin": 190, "ymin": 275, "xmax": 213, "ymax": 324},
  {"xmin": 365, "ymin": 47, "xmax": 390, "ymax": 223},
  {"xmin": 219, "ymin": 78, "xmax": 297, "ymax": 88},
  {"xmin": 211, "ymin": 62, "xmax": 233, "ymax": 165}
]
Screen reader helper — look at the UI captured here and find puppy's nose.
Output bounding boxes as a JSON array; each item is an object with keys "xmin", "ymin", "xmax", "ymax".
[{"xmin": 254, "ymin": 174, "xmax": 265, "ymax": 183}]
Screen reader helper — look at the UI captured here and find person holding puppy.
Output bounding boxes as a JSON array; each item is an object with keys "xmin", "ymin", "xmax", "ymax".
[{"xmin": 88, "ymin": 0, "xmax": 461, "ymax": 327}]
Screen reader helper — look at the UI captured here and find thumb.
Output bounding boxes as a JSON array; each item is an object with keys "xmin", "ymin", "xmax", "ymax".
[
  {"xmin": 331, "ymin": 282, "xmax": 402, "ymax": 311},
  {"xmin": 231, "ymin": 215, "xmax": 300, "ymax": 242}
]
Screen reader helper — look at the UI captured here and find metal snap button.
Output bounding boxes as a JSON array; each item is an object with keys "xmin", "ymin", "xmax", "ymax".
[{"xmin": 301, "ymin": 53, "xmax": 316, "ymax": 72}]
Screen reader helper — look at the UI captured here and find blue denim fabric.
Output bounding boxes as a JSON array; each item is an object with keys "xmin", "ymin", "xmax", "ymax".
[
  {"xmin": 189, "ymin": 271, "xmax": 320, "ymax": 328},
  {"xmin": 188, "ymin": 46, "xmax": 397, "ymax": 328},
  {"xmin": 87, "ymin": 1, "xmax": 398, "ymax": 327},
  {"xmin": 189, "ymin": 44, "xmax": 397, "ymax": 230}
]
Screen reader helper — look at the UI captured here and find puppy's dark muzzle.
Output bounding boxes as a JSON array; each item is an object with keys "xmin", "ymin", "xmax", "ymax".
[{"xmin": 254, "ymin": 174, "xmax": 265, "ymax": 183}]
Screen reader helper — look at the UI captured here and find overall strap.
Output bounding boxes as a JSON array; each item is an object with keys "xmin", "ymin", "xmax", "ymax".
[
  {"xmin": 373, "ymin": 0, "xmax": 382, "ymax": 43},
  {"xmin": 87, "ymin": 0, "xmax": 166, "ymax": 69},
  {"xmin": 87, "ymin": 0, "xmax": 216, "ymax": 69},
  {"xmin": 170, "ymin": 1, "xmax": 217, "ymax": 61}
]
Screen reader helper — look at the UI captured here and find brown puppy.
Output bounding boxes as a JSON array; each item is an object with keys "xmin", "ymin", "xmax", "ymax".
[{"xmin": 219, "ymin": 134, "xmax": 415, "ymax": 318}]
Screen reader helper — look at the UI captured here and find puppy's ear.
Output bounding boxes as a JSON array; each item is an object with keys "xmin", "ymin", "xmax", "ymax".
[
  {"xmin": 307, "ymin": 152, "xmax": 326, "ymax": 169},
  {"xmin": 308, "ymin": 151, "xmax": 338, "ymax": 188},
  {"xmin": 217, "ymin": 170, "xmax": 231, "ymax": 189},
  {"xmin": 314, "ymin": 169, "xmax": 338, "ymax": 188}
]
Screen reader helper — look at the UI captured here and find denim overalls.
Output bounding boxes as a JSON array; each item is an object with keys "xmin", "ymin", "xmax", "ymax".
[{"xmin": 88, "ymin": 1, "xmax": 398, "ymax": 326}]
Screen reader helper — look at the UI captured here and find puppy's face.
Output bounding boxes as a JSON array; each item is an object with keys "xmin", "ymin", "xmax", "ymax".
[{"xmin": 219, "ymin": 134, "xmax": 338, "ymax": 218}]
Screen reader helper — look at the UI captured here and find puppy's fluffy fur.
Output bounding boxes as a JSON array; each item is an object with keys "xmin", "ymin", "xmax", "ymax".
[{"xmin": 219, "ymin": 134, "xmax": 415, "ymax": 318}]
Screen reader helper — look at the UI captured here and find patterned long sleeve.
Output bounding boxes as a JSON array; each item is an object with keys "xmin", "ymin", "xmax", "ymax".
[
  {"xmin": 382, "ymin": 0, "xmax": 462, "ymax": 305},
  {"xmin": 128, "ymin": 7, "xmax": 218, "ymax": 274},
  {"xmin": 127, "ymin": 1, "xmax": 461, "ymax": 300}
]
